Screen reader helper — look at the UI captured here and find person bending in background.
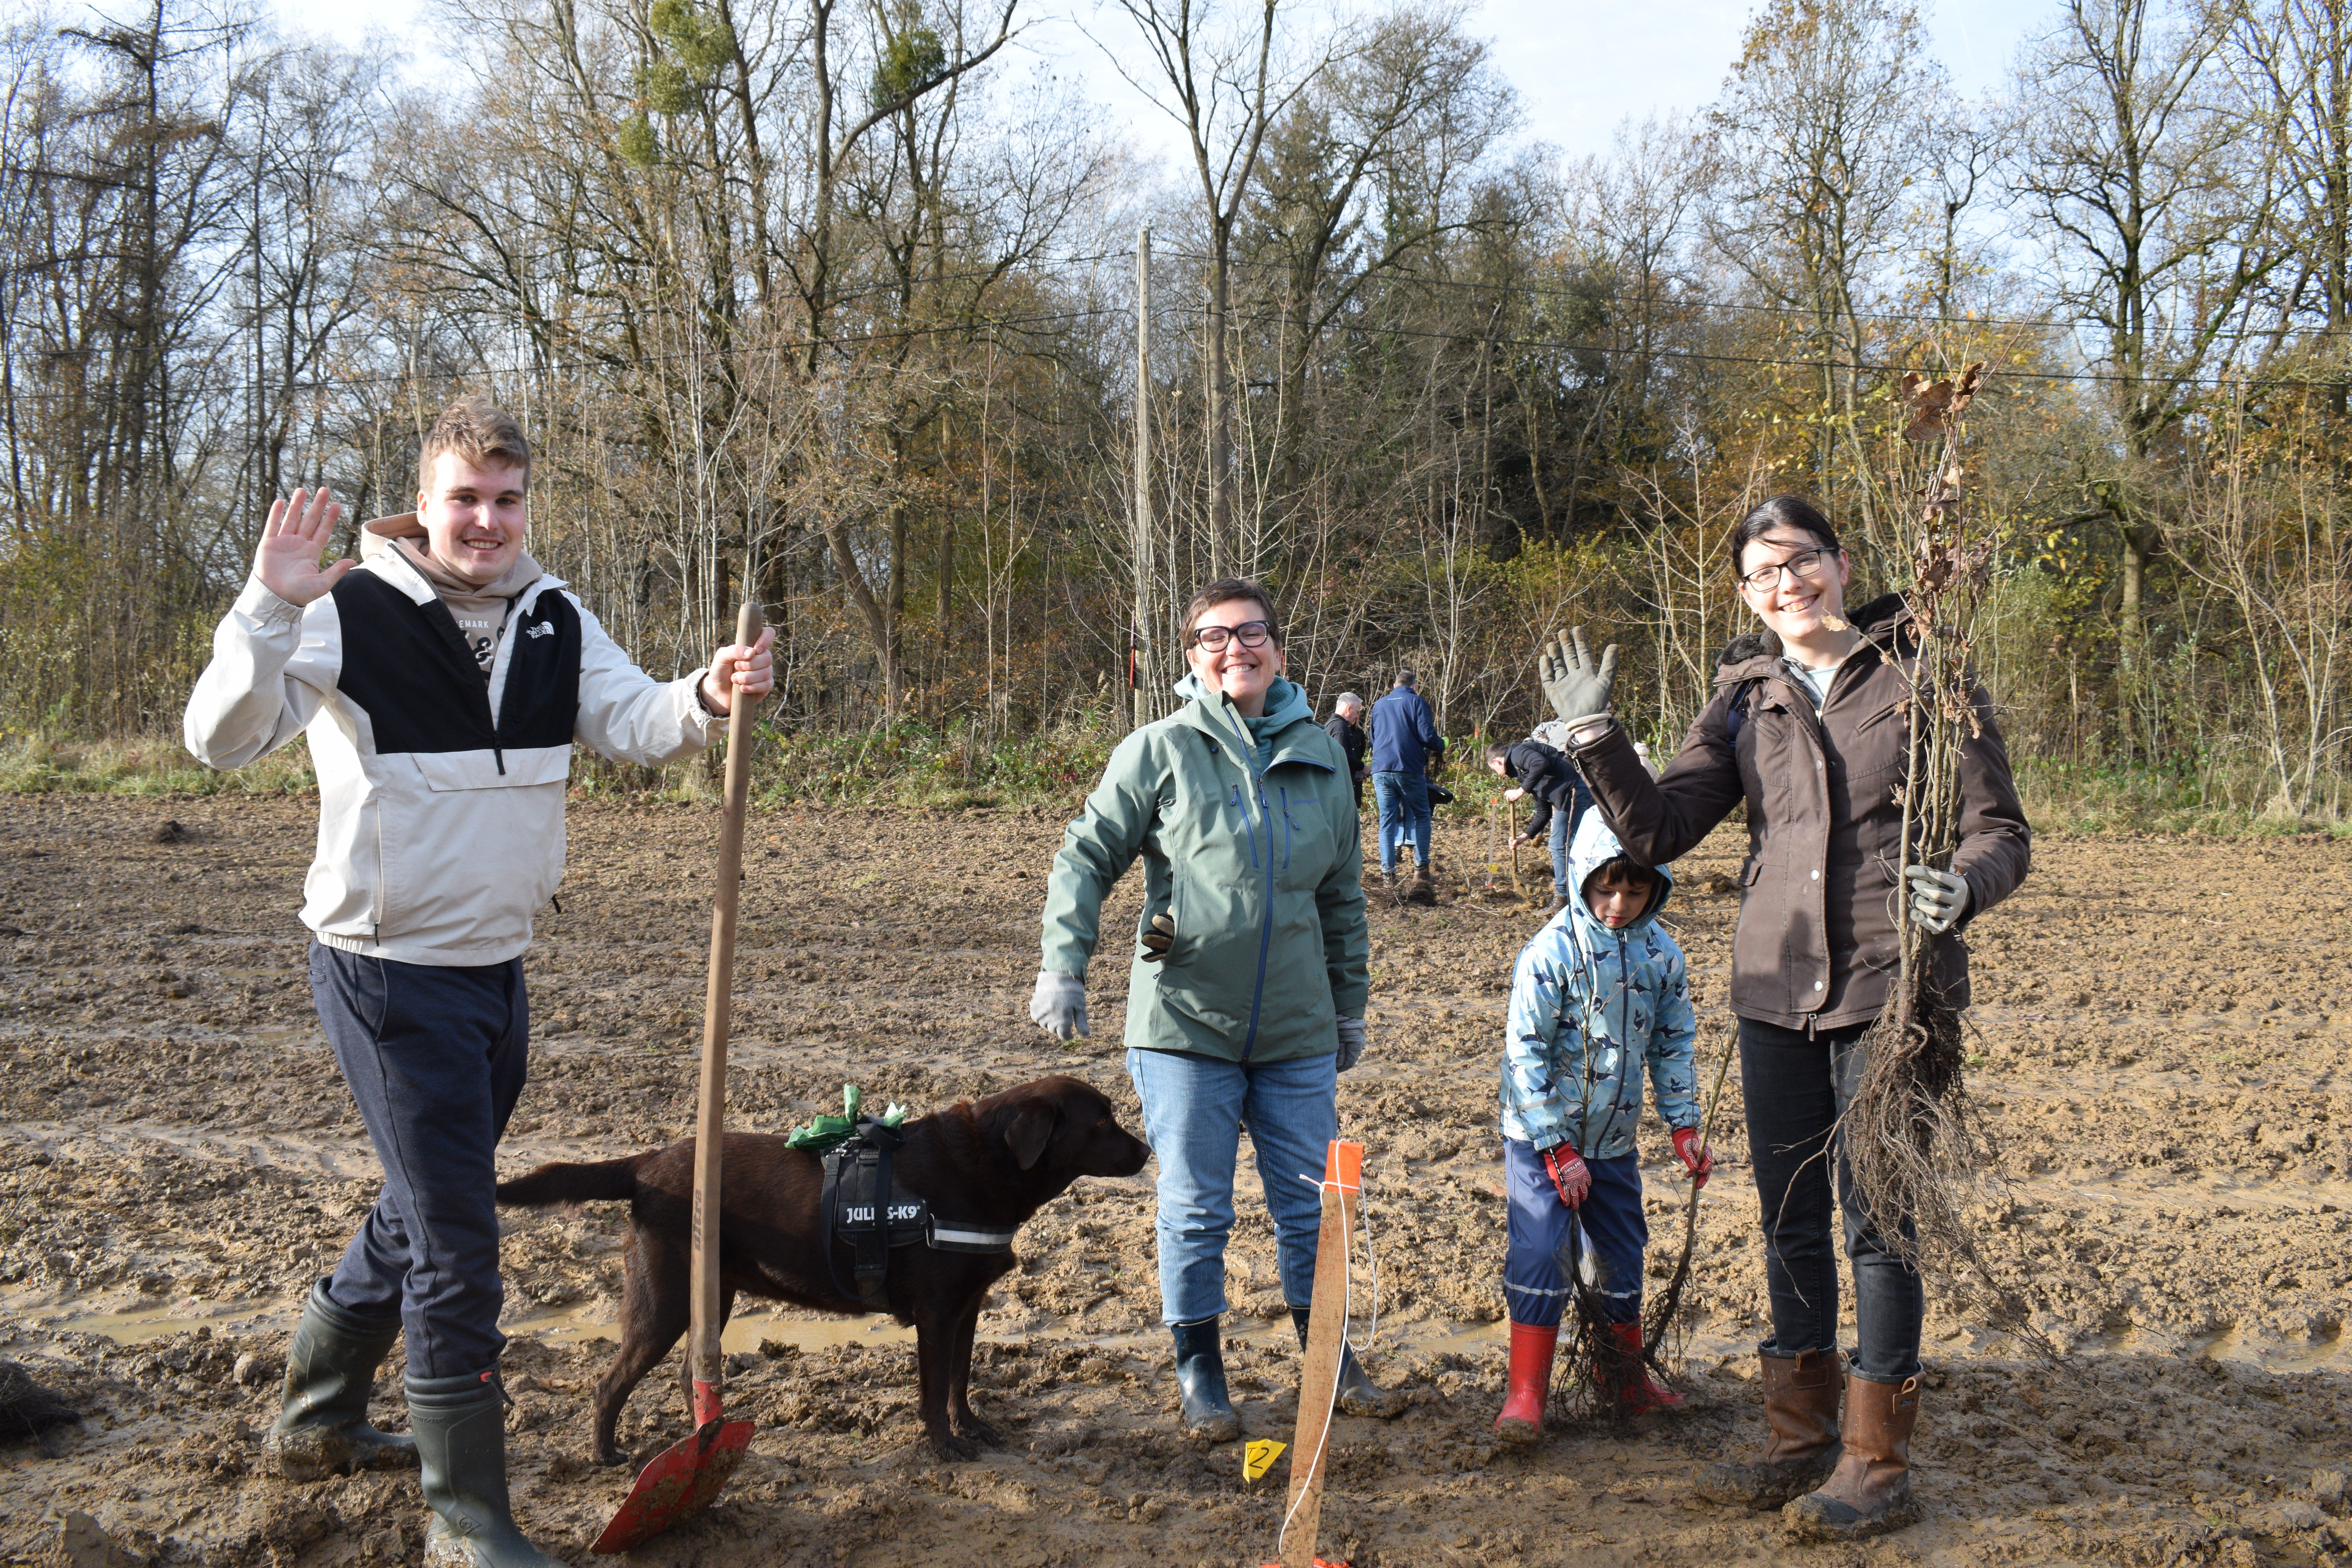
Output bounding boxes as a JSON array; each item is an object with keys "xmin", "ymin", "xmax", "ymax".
[
  {"xmin": 1027, "ymin": 578, "xmax": 1401, "ymax": 1442},
  {"xmin": 183, "ymin": 396, "xmax": 772, "ymax": 1568},
  {"xmin": 1368, "ymin": 669, "xmax": 1446, "ymax": 904},
  {"xmin": 1494, "ymin": 813, "xmax": 1711, "ymax": 1441},
  {"xmin": 1540, "ymin": 494, "xmax": 2029, "ymax": 1543},
  {"xmin": 1486, "ymin": 736, "xmax": 1593, "ymax": 915}
]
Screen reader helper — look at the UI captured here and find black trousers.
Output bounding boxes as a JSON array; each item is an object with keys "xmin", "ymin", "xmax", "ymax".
[
  {"xmin": 1739, "ymin": 1015, "xmax": 1924, "ymax": 1382},
  {"xmin": 309, "ymin": 941, "xmax": 529, "ymax": 1380}
]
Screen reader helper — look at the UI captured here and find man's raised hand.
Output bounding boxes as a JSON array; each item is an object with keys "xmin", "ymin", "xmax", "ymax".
[{"xmin": 253, "ymin": 488, "xmax": 354, "ymax": 607}]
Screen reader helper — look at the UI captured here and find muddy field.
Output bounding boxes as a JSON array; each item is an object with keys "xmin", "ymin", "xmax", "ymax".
[{"xmin": 2, "ymin": 793, "xmax": 2350, "ymax": 1567}]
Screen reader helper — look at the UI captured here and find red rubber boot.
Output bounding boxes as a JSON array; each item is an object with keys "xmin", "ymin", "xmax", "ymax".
[
  {"xmin": 1495, "ymin": 1321, "xmax": 1558, "ymax": 1443},
  {"xmin": 1602, "ymin": 1321, "xmax": 1686, "ymax": 1414}
]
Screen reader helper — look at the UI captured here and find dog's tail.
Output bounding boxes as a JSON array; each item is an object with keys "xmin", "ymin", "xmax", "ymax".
[{"xmin": 495, "ymin": 1153, "xmax": 650, "ymax": 1208}]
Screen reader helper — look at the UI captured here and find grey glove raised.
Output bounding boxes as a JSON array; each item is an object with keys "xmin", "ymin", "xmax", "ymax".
[
  {"xmin": 1029, "ymin": 970, "xmax": 1089, "ymax": 1039},
  {"xmin": 1538, "ymin": 628, "xmax": 1618, "ymax": 730},
  {"xmin": 1335, "ymin": 1015, "xmax": 1367, "ymax": 1072},
  {"xmin": 1903, "ymin": 865, "xmax": 1970, "ymax": 935}
]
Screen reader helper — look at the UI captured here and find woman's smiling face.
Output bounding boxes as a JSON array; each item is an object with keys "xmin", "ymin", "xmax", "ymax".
[
  {"xmin": 1736, "ymin": 526, "xmax": 1853, "ymax": 647},
  {"xmin": 1184, "ymin": 596, "xmax": 1285, "ymax": 715}
]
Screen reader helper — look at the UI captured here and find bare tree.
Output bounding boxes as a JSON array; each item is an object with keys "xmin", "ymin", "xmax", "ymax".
[
  {"xmin": 2011, "ymin": 0, "xmax": 2285, "ymax": 644},
  {"xmin": 1096, "ymin": 0, "xmax": 1334, "ymax": 575},
  {"xmin": 1704, "ymin": 0, "xmax": 1940, "ymax": 535}
]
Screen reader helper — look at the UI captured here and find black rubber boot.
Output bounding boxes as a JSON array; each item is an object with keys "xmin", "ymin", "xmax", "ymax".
[
  {"xmin": 1290, "ymin": 1306, "xmax": 1404, "ymax": 1418},
  {"xmin": 263, "ymin": 1280, "xmax": 417, "ymax": 1481},
  {"xmin": 407, "ymin": 1372, "xmax": 566, "ymax": 1568},
  {"xmin": 1169, "ymin": 1317, "xmax": 1240, "ymax": 1441}
]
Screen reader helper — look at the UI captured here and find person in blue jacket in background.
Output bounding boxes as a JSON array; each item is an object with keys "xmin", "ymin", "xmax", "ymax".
[{"xmin": 1368, "ymin": 669, "xmax": 1446, "ymax": 904}]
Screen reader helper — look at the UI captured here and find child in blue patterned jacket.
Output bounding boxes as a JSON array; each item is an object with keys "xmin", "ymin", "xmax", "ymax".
[{"xmin": 1494, "ymin": 811, "xmax": 1714, "ymax": 1440}]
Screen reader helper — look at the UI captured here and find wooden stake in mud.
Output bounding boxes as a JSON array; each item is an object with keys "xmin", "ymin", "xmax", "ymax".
[
  {"xmin": 1276, "ymin": 1140, "xmax": 1363, "ymax": 1568},
  {"xmin": 1507, "ymin": 802, "xmax": 1529, "ymax": 904},
  {"xmin": 591, "ymin": 601, "xmax": 763, "ymax": 1554}
]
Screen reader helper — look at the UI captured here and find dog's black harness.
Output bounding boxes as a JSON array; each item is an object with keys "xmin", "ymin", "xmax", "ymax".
[{"xmin": 820, "ymin": 1118, "xmax": 1022, "ymax": 1306}]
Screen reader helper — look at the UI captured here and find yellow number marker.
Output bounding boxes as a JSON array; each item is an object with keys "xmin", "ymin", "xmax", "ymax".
[{"xmin": 1243, "ymin": 1439, "xmax": 1287, "ymax": 1482}]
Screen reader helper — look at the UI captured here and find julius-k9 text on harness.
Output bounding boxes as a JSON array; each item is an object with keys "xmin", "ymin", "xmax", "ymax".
[{"xmin": 819, "ymin": 1118, "xmax": 1020, "ymax": 1306}]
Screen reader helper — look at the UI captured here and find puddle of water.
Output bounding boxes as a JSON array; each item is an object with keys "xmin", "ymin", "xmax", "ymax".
[
  {"xmin": 38, "ymin": 1299, "xmax": 288, "ymax": 1343},
  {"xmin": 501, "ymin": 1302, "xmax": 916, "ymax": 1353}
]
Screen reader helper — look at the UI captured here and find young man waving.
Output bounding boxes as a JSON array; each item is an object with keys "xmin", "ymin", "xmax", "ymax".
[{"xmin": 184, "ymin": 396, "xmax": 772, "ymax": 1568}]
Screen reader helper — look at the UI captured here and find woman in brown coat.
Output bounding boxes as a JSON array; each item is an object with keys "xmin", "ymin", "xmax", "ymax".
[{"xmin": 1541, "ymin": 495, "xmax": 2030, "ymax": 1543}]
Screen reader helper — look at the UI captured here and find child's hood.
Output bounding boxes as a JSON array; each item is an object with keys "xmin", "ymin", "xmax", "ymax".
[{"xmin": 1566, "ymin": 809, "xmax": 1675, "ymax": 936}]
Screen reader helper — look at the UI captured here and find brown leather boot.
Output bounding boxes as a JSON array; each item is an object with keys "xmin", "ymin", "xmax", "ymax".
[
  {"xmin": 1782, "ymin": 1371, "xmax": 1920, "ymax": 1541},
  {"xmin": 1404, "ymin": 860, "xmax": 1438, "ymax": 905},
  {"xmin": 1694, "ymin": 1348, "xmax": 1843, "ymax": 1509}
]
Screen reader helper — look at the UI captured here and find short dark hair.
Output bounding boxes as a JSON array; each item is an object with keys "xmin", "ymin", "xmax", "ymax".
[
  {"xmin": 1585, "ymin": 855, "xmax": 1659, "ymax": 893},
  {"xmin": 1485, "ymin": 742, "xmax": 1512, "ymax": 768},
  {"xmin": 1181, "ymin": 577, "xmax": 1281, "ymax": 646},
  {"xmin": 1394, "ymin": 668, "xmax": 1417, "ymax": 688},
  {"xmin": 1730, "ymin": 495, "xmax": 1840, "ymax": 580}
]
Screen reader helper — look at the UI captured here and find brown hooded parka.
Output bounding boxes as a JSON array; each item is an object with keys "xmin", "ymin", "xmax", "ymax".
[{"xmin": 1569, "ymin": 594, "xmax": 2031, "ymax": 1032}]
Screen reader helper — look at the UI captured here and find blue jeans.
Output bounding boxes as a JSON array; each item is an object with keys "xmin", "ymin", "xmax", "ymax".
[
  {"xmin": 1126, "ymin": 1047, "xmax": 1339, "ymax": 1324},
  {"xmin": 1547, "ymin": 781, "xmax": 1594, "ymax": 898},
  {"xmin": 309, "ymin": 941, "xmax": 529, "ymax": 1380},
  {"xmin": 1741, "ymin": 1016, "xmax": 1925, "ymax": 1381},
  {"xmin": 1502, "ymin": 1139, "xmax": 1648, "ymax": 1327},
  {"xmin": 1372, "ymin": 771, "xmax": 1432, "ymax": 873}
]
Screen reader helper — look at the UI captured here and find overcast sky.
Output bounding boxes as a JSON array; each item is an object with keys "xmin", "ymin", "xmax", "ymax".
[{"xmin": 261, "ymin": 0, "xmax": 2056, "ymax": 165}]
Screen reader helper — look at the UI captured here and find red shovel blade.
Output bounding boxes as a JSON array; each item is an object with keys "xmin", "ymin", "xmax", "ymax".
[{"xmin": 590, "ymin": 1406, "xmax": 755, "ymax": 1554}]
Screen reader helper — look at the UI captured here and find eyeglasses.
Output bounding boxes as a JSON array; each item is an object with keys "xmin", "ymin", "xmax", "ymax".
[
  {"xmin": 1739, "ymin": 548, "xmax": 1833, "ymax": 590},
  {"xmin": 1189, "ymin": 620, "xmax": 1273, "ymax": 651}
]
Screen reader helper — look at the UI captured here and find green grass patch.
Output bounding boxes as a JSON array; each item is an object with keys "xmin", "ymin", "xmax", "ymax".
[
  {"xmin": 9, "ymin": 723, "xmax": 2345, "ymax": 840},
  {"xmin": 0, "ymin": 733, "xmax": 317, "ymax": 797}
]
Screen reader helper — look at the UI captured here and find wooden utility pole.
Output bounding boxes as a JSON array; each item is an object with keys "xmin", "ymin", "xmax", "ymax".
[{"xmin": 1132, "ymin": 223, "xmax": 1156, "ymax": 733}]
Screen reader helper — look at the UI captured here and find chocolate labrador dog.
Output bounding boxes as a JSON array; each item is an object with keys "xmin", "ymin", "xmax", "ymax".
[{"xmin": 496, "ymin": 1074, "xmax": 1149, "ymax": 1463}]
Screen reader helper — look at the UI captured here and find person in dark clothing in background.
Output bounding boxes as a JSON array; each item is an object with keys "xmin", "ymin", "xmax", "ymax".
[
  {"xmin": 1485, "ymin": 738, "xmax": 1593, "ymax": 914},
  {"xmin": 1326, "ymin": 692, "xmax": 1369, "ymax": 809},
  {"xmin": 1369, "ymin": 670, "xmax": 1446, "ymax": 904}
]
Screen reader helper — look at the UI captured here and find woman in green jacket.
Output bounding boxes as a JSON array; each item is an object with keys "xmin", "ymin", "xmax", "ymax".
[{"xmin": 1029, "ymin": 577, "xmax": 1394, "ymax": 1439}]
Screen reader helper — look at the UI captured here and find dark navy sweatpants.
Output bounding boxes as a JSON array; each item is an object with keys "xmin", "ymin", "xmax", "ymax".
[
  {"xmin": 1502, "ymin": 1138, "xmax": 1648, "ymax": 1327},
  {"xmin": 308, "ymin": 940, "xmax": 528, "ymax": 1381}
]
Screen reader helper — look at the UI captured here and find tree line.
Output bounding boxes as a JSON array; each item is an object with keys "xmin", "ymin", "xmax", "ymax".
[{"xmin": 1, "ymin": 0, "xmax": 2347, "ymax": 819}]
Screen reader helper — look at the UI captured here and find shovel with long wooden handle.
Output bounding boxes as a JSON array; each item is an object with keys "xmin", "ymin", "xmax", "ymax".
[{"xmin": 592, "ymin": 602, "xmax": 764, "ymax": 1554}]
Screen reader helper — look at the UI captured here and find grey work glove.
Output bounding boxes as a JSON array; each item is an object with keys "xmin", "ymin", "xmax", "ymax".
[
  {"xmin": 1029, "ymin": 970, "xmax": 1089, "ymax": 1040},
  {"xmin": 1904, "ymin": 865, "xmax": 1970, "ymax": 935},
  {"xmin": 1537, "ymin": 628, "xmax": 1619, "ymax": 729},
  {"xmin": 1335, "ymin": 1015, "xmax": 1367, "ymax": 1072},
  {"xmin": 1140, "ymin": 912, "xmax": 1174, "ymax": 962}
]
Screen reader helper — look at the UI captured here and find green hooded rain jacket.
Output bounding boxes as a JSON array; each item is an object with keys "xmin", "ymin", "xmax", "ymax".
[{"xmin": 1040, "ymin": 675, "xmax": 1370, "ymax": 1063}]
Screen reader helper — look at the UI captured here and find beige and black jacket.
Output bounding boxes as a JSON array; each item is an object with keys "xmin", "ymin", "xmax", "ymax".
[{"xmin": 183, "ymin": 522, "xmax": 720, "ymax": 967}]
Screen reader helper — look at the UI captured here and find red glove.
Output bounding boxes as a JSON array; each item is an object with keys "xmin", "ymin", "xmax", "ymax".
[
  {"xmin": 1671, "ymin": 1126, "xmax": 1714, "ymax": 1188},
  {"xmin": 1541, "ymin": 1143, "xmax": 1590, "ymax": 1209}
]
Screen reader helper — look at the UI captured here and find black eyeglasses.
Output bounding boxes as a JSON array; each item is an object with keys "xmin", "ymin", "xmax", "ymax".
[
  {"xmin": 1739, "ymin": 548, "xmax": 1833, "ymax": 590},
  {"xmin": 1189, "ymin": 620, "xmax": 1273, "ymax": 651}
]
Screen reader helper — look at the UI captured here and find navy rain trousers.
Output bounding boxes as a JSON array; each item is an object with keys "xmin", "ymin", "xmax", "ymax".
[
  {"xmin": 1502, "ymin": 1138, "xmax": 1648, "ymax": 1327},
  {"xmin": 309, "ymin": 940, "xmax": 528, "ymax": 1380}
]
